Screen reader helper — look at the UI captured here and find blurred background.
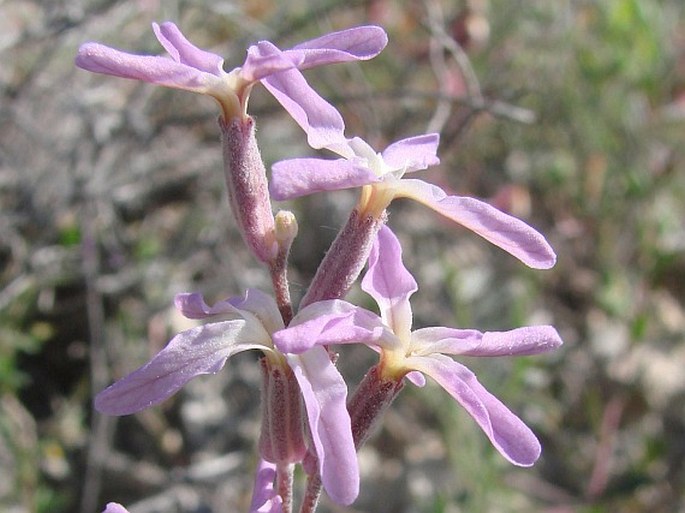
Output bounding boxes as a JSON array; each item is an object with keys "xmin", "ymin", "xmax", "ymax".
[{"xmin": 1, "ymin": 0, "xmax": 684, "ymax": 512}]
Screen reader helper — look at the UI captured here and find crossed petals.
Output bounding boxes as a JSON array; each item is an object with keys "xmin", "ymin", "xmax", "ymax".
[
  {"xmin": 274, "ymin": 226, "xmax": 562, "ymax": 466},
  {"xmin": 94, "ymin": 289, "xmax": 359, "ymax": 504},
  {"xmin": 271, "ymin": 133, "xmax": 557, "ymax": 269},
  {"xmin": 76, "ymin": 21, "xmax": 387, "ymax": 132}
]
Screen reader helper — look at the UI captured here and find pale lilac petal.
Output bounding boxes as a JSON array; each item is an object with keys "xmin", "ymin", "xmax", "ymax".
[
  {"xmin": 227, "ymin": 289, "xmax": 285, "ymax": 334},
  {"xmin": 153, "ymin": 22, "xmax": 225, "ymax": 74},
  {"xmin": 257, "ymin": 42, "xmax": 347, "ymax": 151},
  {"xmin": 410, "ymin": 327, "xmax": 484, "ymax": 355},
  {"xmin": 406, "ymin": 371, "xmax": 426, "ymax": 387},
  {"xmin": 381, "ymin": 134, "xmax": 440, "ymax": 173},
  {"xmin": 477, "ymin": 326, "xmax": 562, "ymax": 355},
  {"xmin": 75, "ymin": 43, "xmax": 211, "ymax": 92},
  {"xmin": 394, "ymin": 179, "xmax": 557, "ymax": 269},
  {"xmin": 273, "ymin": 300, "xmax": 393, "ymax": 354},
  {"xmin": 242, "ymin": 42, "xmax": 304, "ymax": 82},
  {"xmin": 102, "ymin": 503, "xmax": 129, "ymax": 513},
  {"xmin": 289, "ymin": 26, "xmax": 388, "ymax": 69},
  {"xmin": 95, "ymin": 321, "xmax": 268, "ymax": 415},
  {"xmin": 361, "ymin": 225, "xmax": 417, "ymax": 336},
  {"xmin": 175, "ymin": 290, "xmax": 284, "ymax": 334},
  {"xmin": 270, "ymin": 158, "xmax": 380, "ymax": 201},
  {"xmin": 411, "ymin": 326, "xmax": 562, "ymax": 356},
  {"xmin": 287, "ymin": 348, "xmax": 359, "ymax": 505},
  {"xmin": 249, "ymin": 459, "xmax": 283, "ymax": 513},
  {"xmin": 409, "ymin": 353, "xmax": 542, "ymax": 466},
  {"xmin": 174, "ymin": 292, "xmax": 244, "ymax": 319}
]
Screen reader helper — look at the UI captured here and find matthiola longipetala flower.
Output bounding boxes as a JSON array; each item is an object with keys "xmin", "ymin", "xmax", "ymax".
[
  {"xmin": 270, "ymin": 128, "xmax": 556, "ymax": 310},
  {"xmin": 274, "ymin": 225, "xmax": 562, "ymax": 466},
  {"xmin": 77, "ymin": 22, "xmax": 386, "ymax": 268},
  {"xmin": 272, "ymin": 133, "xmax": 556, "ymax": 271},
  {"xmin": 95, "ymin": 289, "xmax": 358, "ymax": 505}
]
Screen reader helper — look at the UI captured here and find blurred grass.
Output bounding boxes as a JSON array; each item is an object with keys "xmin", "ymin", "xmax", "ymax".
[{"xmin": 1, "ymin": 0, "xmax": 684, "ymax": 512}]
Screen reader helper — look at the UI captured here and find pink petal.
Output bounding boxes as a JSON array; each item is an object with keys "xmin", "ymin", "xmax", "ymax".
[
  {"xmin": 411, "ymin": 326, "xmax": 562, "ymax": 356},
  {"xmin": 95, "ymin": 321, "xmax": 267, "ymax": 415},
  {"xmin": 249, "ymin": 459, "xmax": 283, "ymax": 513},
  {"xmin": 409, "ymin": 353, "xmax": 542, "ymax": 466},
  {"xmin": 75, "ymin": 43, "xmax": 210, "ymax": 92},
  {"xmin": 406, "ymin": 371, "xmax": 426, "ymax": 387},
  {"xmin": 228, "ymin": 289, "xmax": 285, "ymax": 334},
  {"xmin": 257, "ymin": 43, "xmax": 347, "ymax": 150},
  {"xmin": 394, "ymin": 179, "xmax": 557, "ymax": 269},
  {"xmin": 381, "ymin": 134, "xmax": 440, "ymax": 173},
  {"xmin": 273, "ymin": 300, "xmax": 392, "ymax": 354},
  {"xmin": 410, "ymin": 327, "xmax": 484, "ymax": 355},
  {"xmin": 242, "ymin": 42, "xmax": 304, "ymax": 82},
  {"xmin": 287, "ymin": 348, "xmax": 359, "ymax": 505},
  {"xmin": 289, "ymin": 26, "xmax": 388, "ymax": 69},
  {"xmin": 102, "ymin": 503, "xmax": 129, "ymax": 513},
  {"xmin": 175, "ymin": 290, "xmax": 284, "ymax": 334},
  {"xmin": 361, "ymin": 225, "xmax": 417, "ymax": 336},
  {"xmin": 174, "ymin": 292, "xmax": 243, "ymax": 319},
  {"xmin": 270, "ymin": 158, "xmax": 380, "ymax": 201},
  {"xmin": 152, "ymin": 22, "xmax": 225, "ymax": 74}
]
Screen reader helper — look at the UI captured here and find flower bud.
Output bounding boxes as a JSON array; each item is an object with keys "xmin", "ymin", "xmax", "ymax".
[
  {"xmin": 220, "ymin": 116, "xmax": 278, "ymax": 264},
  {"xmin": 274, "ymin": 210, "xmax": 298, "ymax": 247}
]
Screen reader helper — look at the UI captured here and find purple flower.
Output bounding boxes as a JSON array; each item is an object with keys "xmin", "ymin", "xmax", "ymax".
[
  {"xmin": 95, "ymin": 289, "xmax": 359, "ymax": 505},
  {"xmin": 76, "ymin": 21, "xmax": 387, "ymax": 133},
  {"xmin": 271, "ymin": 134, "xmax": 557, "ymax": 269},
  {"xmin": 273, "ymin": 226, "xmax": 562, "ymax": 466}
]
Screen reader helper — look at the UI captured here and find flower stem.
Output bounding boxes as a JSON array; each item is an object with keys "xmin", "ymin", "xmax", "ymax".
[
  {"xmin": 270, "ymin": 246, "xmax": 293, "ymax": 325},
  {"xmin": 299, "ymin": 472, "xmax": 322, "ymax": 513},
  {"xmin": 277, "ymin": 462, "xmax": 295, "ymax": 513}
]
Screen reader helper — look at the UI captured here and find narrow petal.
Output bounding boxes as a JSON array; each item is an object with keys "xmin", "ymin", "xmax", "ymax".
[
  {"xmin": 381, "ymin": 134, "xmax": 440, "ymax": 173},
  {"xmin": 227, "ymin": 289, "xmax": 285, "ymax": 334},
  {"xmin": 411, "ymin": 327, "xmax": 484, "ymax": 356},
  {"xmin": 153, "ymin": 22, "xmax": 225, "ymax": 74},
  {"xmin": 412, "ymin": 326, "xmax": 562, "ymax": 356},
  {"xmin": 95, "ymin": 321, "xmax": 267, "ymax": 415},
  {"xmin": 409, "ymin": 354, "xmax": 542, "ymax": 466},
  {"xmin": 273, "ymin": 300, "xmax": 393, "ymax": 354},
  {"xmin": 174, "ymin": 292, "xmax": 244, "ymax": 319},
  {"xmin": 289, "ymin": 26, "xmax": 388, "ymax": 69},
  {"xmin": 242, "ymin": 42, "xmax": 304, "ymax": 82},
  {"xmin": 287, "ymin": 348, "xmax": 359, "ymax": 505},
  {"xmin": 102, "ymin": 504, "xmax": 129, "ymax": 513},
  {"xmin": 175, "ymin": 289, "xmax": 284, "ymax": 335},
  {"xmin": 256, "ymin": 42, "xmax": 347, "ymax": 151},
  {"xmin": 361, "ymin": 225, "xmax": 417, "ymax": 336},
  {"xmin": 249, "ymin": 459, "xmax": 283, "ymax": 513},
  {"xmin": 270, "ymin": 158, "xmax": 380, "ymax": 201},
  {"xmin": 394, "ymin": 179, "xmax": 557, "ymax": 269},
  {"xmin": 76, "ymin": 43, "xmax": 212, "ymax": 93}
]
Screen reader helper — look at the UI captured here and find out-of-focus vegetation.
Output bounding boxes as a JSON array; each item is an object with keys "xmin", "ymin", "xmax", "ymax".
[{"xmin": 1, "ymin": 1, "xmax": 684, "ymax": 512}]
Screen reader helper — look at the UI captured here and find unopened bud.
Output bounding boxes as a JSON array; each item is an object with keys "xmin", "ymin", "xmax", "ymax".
[
  {"xmin": 220, "ymin": 116, "xmax": 278, "ymax": 264},
  {"xmin": 274, "ymin": 210, "xmax": 298, "ymax": 244}
]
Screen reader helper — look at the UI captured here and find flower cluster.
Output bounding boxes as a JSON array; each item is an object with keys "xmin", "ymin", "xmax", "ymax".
[{"xmin": 77, "ymin": 21, "xmax": 562, "ymax": 513}]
